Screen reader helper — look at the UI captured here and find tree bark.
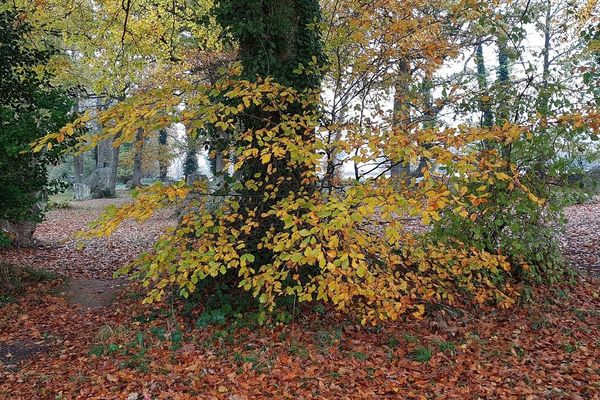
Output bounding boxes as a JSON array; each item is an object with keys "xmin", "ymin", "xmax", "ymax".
[
  {"xmin": 390, "ymin": 58, "xmax": 412, "ymax": 178},
  {"xmin": 107, "ymin": 134, "xmax": 121, "ymax": 196},
  {"xmin": 158, "ymin": 128, "xmax": 168, "ymax": 181},
  {"xmin": 130, "ymin": 128, "xmax": 144, "ymax": 188},
  {"xmin": 73, "ymin": 155, "xmax": 84, "ymax": 184},
  {"xmin": 0, "ymin": 198, "xmax": 43, "ymax": 246}
]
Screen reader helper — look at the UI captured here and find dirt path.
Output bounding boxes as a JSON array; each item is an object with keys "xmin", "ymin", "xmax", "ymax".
[
  {"xmin": 0, "ymin": 191, "xmax": 174, "ymax": 280},
  {"xmin": 0, "ymin": 192, "xmax": 175, "ymax": 370},
  {"xmin": 561, "ymin": 197, "xmax": 600, "ymax": 276}
]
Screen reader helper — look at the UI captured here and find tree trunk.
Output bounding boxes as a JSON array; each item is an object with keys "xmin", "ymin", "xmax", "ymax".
[
  {"xmin": 130, "ymin": 128, "xmax": 144, "ymax": 188},
  {"xmin": 158, "ymin": 128, "xmax": 168, "ymax": 181},
  {"xmin": 475, "ymin": 44, "xmax": 494, "ymax": 128},
  {"xmin": 87, "ymin": 97, "xmax": 118, "ymax": 198},
  {"xmin": 72, "ymin": 99, "xmax": 85, "ymax": 186},
  {"xmin": 73, "ymin": 155, "xmax": 84, "ymax": 184},
  {"xmin": 184, "ymin": 133, "xmax": 198, "ymax": 181},
  {"xmin": 390, "ymin": 58, "xmax": 412, "ymax": 178},
  {"xmin": 0, "ymin": 198, "xmax": 43, "ymax": 246},
  {"xmin": 496, "ymin": 34, "xmax": 512, "ymax": 163},
  {"xmin": 107, "ymin": 134, "xmax": 121, "ymax": 196}
]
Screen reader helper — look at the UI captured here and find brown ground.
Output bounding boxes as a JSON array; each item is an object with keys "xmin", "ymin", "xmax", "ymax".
[{"xmin": 0, "ymin": 194, "xmax": 598, "ymax": 399}]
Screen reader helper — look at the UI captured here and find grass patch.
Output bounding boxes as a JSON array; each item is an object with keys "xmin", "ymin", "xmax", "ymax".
[
  {"xmin": 0, "ymin": 262, "xmax": 57, "ymax": 300},
  {"xmin": 511, "ymin": 344, "xmax": 526, "ymax": 359},
  {"xmin": 562, "ymin": 342, "xmax": 577, "ymax": 354},
  {"xmin": 387, "ymin": 335, "xmax": 400, "ymax": 349},
  {"xmin": 348, "ymin": 351, "xmax": 368, "ymax": 360},
  {"xmin": 408, "ymin": 346, "xmax": 432, "ymax": 363},
  {"xmin": 288, "ymin": 341, "xmax": 309, "ymax": 358},
  {"xmin": 47, "ymin": 199, "xmax": 71, "ymax": 210},
  {"xmin": 402, "ymin": 333, "xmax": 420, "ymax": 344},
  {"xmin": 314, "ymin": 328, "xmax": 342, "ymax": 353},
  {"xmin": 437, "ymin": 340, "xmax": 456, "ymax": 354}
]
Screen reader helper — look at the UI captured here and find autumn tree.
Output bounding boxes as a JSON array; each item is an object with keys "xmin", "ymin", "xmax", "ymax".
[
  {"xmin": 0, "ymin": 8, "xmax": 72, "ymax": 246},
  {"xmin": 33, "ymin": 0, "xmax": 600, "ymax": 324}
]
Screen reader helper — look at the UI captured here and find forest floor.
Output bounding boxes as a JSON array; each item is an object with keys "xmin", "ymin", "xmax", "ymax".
[{"xmin": 0, "ymin": 192, "xmax": 599, "ymax": 399}]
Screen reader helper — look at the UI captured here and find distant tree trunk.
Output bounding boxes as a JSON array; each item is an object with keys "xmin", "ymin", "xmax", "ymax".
[
  {"xmin": 209, "ymin": 146, "xmax": 226, "ymax": 183},
  {"xmin": 130, "ymin": 128, "xmax": 144, "ymax": 188},
  {"xmin": 73, "ymin": 155, "xmax": 84, "ymax": 184},
  {"xmin": 390, "ymin": 58, "xmax": 412, "ymax": 178},
  {"xmin": 72, "ymin": 98, "xmax": 85, "ymax": 186},
  {"xmin": 108, "ymin": 133, "xmax": 121, "ymax": 196},
  {"xmin": 323, "ymin": 91, "xmax": 349, "ymax": 192},
  {"xmin": 496, "ymin": 35, "xmax": 510, "ymax": 125},
  {"xmin": 158, "ymin": 128, "xmax": 168, "ymax": 181},
  {"xmin": 496, "ymin": 35, "xmax": 512, "ymax": 162},
  {"xmin": 72, "ymin": 154, "xmax": 90, "ymax": 200},
  {"xmin": 184, "ymin": 133, "xmax": 198, "ymax": 182},
  {"xmin": 475, "ymin": 44, "xmax": 494, "ymax": 128},
  {"xmin": 96, "ymin": 140, "xmax": 112, "ymax": 168},
  {"xmin": 95, "ymin": 99, "xmax": 112, "ymax": 169},
  {"xmin": 539, "ymin": 0, "xmax": 551, "ymax": 120},
  {"xmin": 85, "ymin": 97, "xmax": 119, "ymax": 198}
]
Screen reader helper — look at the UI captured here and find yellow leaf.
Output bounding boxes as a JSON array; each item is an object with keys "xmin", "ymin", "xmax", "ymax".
[
  {"xmin": 356, "ymin": 264, "xmax": 366, "ymax": 278},
  {"xmin": 421, "ymin": 213, "xmax": 431, "ymax": 225},
  {"xmin": 495, "ymin": 172, "xmax": 511, "ymax": 181},
  {"xmin": 261, "ymin": 153, "xmax": 271, "ymax": 164}
]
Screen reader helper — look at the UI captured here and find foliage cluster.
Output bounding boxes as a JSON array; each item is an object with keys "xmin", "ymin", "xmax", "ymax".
[
  {"xmin": 0, "ymin": 8, "xmax": 73, "ymax": 243},
  {"xmin": 39, "ymin": 73, "xmax": 576, "ymax": 324}
]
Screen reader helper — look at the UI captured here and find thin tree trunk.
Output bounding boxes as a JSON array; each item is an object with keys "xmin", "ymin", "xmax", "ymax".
[
  {"xmin": 158, "ymin": 128, "xmax": 168, "ymax": 181},
  {"xmin": 108, "ymin": 134, "xmax": 121, "ymax": 196},
  {"xmin": 475, "ymin": 44, "xmax": 494, "ymax": 128},
  {"xmin": 390, "ymin": 58, "xmax": 412, "ymax": 178},
  {"xmin": 72, "ymin": 97, "xmax": 84, "ymax": 185},
  {"xmin": 130, "ymin": 128, "xmax": 144, "ymax": 188}
]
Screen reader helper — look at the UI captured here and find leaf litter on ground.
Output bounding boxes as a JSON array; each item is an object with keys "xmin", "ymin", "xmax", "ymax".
[{"xmin": 0, "ymin": 193, "xmax": 599, "ymax": 399}]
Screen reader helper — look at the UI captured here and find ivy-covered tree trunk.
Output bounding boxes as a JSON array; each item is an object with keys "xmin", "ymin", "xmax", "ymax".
[
  {"xmin": 496, "ymin": 35, "xmax": 511, "ymax": 126},
  {"xmin": 158, "ymin": 129, "xmax": 169, "ymax": 181},
  {"xmin": 214, "ymin": 0, "xmax": 324, "ymax": 270},
  {"xmin": 475, "ymin": 44, "xmax": 494, "ymax": 129},
  {"xmin": 496, "ymin": 35, "xmax": 512, "ymax": 165},
  {"xmin": 216, "ymin": 0, "xmax": 323, "ymax": 204}
]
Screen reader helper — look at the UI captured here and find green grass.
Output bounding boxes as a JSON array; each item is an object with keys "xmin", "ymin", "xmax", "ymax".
[
  {"xmin": 314, "ymin": 328, "xmax": 342, "ymax": 353},
  {"xmin": 562, "ymin": 342, "xmax": 577, "ymax": 354},
  {"xmin": 386, "ymin": 335, "xmax": 400, "ymax": 348},
  {"xmin": 402, "ymin": 333, "xmax": 420, "ymax": 344},
  {"xmin": 348, "ymin": 351, "xmax": 368, "ymax": 360},
  {"xmin": 437, "ymin": 340, "xmax": 456, "ymax": 354},
  {"xmin": 408, "ymin": 346, "xmax": 432, "ymax": 363},
  {"xmin": 288, "ymin": 342, "xmax": 309, "ymax": 358},
  {"xmin": 0, "ymin": 294, "xmax": 16, "ymax": 306},
  {"xmin": 1, "ymin": 262, "xmax": 57, "ymax": 300}
]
